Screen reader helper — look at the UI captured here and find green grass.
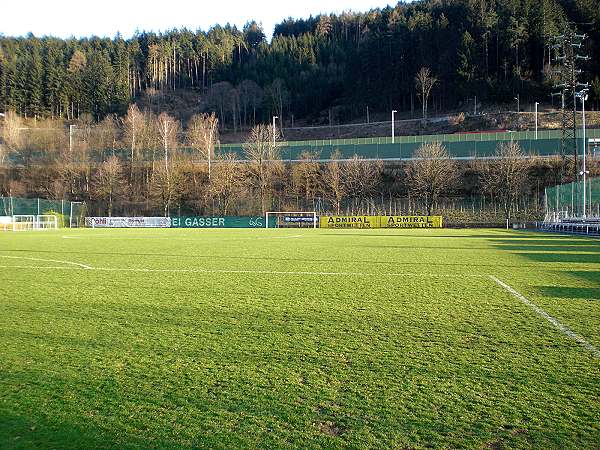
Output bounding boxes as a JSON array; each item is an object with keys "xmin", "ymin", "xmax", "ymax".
[{"xmin": 0, "ymin": 228, "xmax": 598, "ymax": 449}]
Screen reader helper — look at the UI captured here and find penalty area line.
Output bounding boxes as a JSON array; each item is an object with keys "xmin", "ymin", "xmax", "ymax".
[
  {"xmin": 489, "ymin": 275, "xmax": 600, "ymax": 359},
  {"xmin": 0, "ymin": 254, "xmax": 93, "ymax": 270}
]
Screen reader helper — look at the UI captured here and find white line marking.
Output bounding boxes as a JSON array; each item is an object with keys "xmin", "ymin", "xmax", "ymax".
[
  {"xmin": 0, "ymin": 264, "xmax": 484, "ymax": 278},
  {"xmin": 489, "ymin": 275, "xmax": 600, "ymax": 359},
  {"xmin": 62, "ymin": 235, "xmax": 83, "ymax": 239},
  {"xmin": 0, "ymin": 255, "xmax": 93, "ymax": 270}
]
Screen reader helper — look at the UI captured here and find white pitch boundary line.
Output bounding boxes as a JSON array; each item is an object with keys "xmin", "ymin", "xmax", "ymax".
[
  {"xmin": 0, "ymin": 264, "xmax": 485, "ymax": 278},
  {"xmin": 0, "ymin": 255, "xmax": 93, "ymax": 270},
  {"xmin": 489, "ymin": 275, "xmax": 600, "ymax": 359}
]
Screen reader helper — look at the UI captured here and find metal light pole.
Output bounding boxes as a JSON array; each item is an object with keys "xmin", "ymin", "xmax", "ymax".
[
  {"xmin": 577, "ymin": 91, "xmax": 589, "ymax": 218},
  {"xmin": 69, "ymin": 124, "xmax": 76, "ymax": 153},
  {"xmin": 534, "ymin": 102, "xmax": 539, "ymax": 139},
  {"xmin": 513, "ymin": 94, "xmax": 520, "ymax": 113},
  {"xmin": 391, "ymin": 110, "xmax": 397, "ymax": 144},
  {"xmin": 272, "ymin": 116, "xmax": 278, "ymax": 145}
]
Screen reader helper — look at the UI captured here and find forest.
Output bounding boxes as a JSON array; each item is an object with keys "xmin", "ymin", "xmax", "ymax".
[{"xmin": 1, "ymin": 0, "xmax": 599, "ymax": 127}]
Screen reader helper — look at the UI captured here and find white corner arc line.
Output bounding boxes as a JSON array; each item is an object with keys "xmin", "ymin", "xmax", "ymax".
[
  {"xmin": 0, "ymin": 255, "xmax": 93, "ymax": 270},
  {"xmin": 489, "ymin": 275, "xmax": 600, "ymax": 359}
]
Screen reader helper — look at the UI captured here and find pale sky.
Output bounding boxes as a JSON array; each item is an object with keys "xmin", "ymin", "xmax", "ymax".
[{"xmin": 0, "ymin": 0, "xmax": 397, "ymax": 39}]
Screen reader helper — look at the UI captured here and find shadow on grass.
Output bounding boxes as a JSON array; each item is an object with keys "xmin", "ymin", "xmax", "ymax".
[
  {"xmin": 566, "ymin": 271, "xmax": 600, "ymax": 284},
  {"xmin": 536, "ymin": 286, "xmax": 600, "ymax": 300},
  {"xmin": 494, "ymin": 245, "xmax": 600, "ymax": 252},
  {"xmin": 491, "ymin": 238, "xmax": 599, "ymax": 246},
  {"xmin": 0, "ymin": 408, "xmax": 174, "ymax": 450},
  {"xmin": 513, "ymin": 253, "xmax": 600, "ymax": 264},
  {"xmin": 323, "ymin": 233, "xmax": 510, "ymax": 239}
]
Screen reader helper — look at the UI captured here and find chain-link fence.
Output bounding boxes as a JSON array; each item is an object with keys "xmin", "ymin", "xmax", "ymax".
[
  {"xmin": 545, "ymin": 177, "xmax": 600, "ymax": 218},
  {"xmin": 0, "ymin": 197, "xmax": 86, "ymax": 227}
]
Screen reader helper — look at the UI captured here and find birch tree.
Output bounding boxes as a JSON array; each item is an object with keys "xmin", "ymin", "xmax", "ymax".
[{"xmin": 415, "ymin": 67, "xmax": 437, "ymax": 120}]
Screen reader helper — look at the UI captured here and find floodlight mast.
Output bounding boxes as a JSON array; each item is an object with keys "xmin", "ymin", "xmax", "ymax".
[
  {"xmin": 391, "ymin": 110, "xmax": 397, "ymax": 144},
  {"xmin": 577, "ymin": 90, "xmax": 589, "ymax": 218}
]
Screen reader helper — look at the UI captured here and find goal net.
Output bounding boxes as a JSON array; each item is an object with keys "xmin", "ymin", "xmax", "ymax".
[
  {"xmin": 36, "ymin": 215, "xmax": 59, "ymax": 230},
  {"xmin": 12, "ymin": 215, "xmax": 35, "ymax": 231},
  {"xmin": 265, "ymin": 211, "xmax": 318, "ymax": 228},
  {"xmin": 10, "ymin": 215, "xmax": 58, "ymax": 231}
]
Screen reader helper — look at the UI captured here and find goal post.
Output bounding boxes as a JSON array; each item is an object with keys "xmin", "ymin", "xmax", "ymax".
[
  {"xmin": 10, "ymin": 214, "xmax": 58, "ymax": 231},
  {"xmin": 12, "ymin": 215, "xmax": 35, "ymax": 231},
  {"xmin": 36, "ymin": 214, "xmax": 58, "ymax": 230},
  {"xmin": 265, "ymin": 211, "xmax": 318, "ymax": 229}
]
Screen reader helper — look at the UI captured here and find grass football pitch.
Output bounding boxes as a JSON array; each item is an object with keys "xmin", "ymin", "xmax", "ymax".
[{"xmin": 0, "ymin": 228, "xmax": 599, "ymax": 449}]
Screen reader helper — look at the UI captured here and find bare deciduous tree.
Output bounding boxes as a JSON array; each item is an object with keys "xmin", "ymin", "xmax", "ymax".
[
  {"xmin": 480, "ymin": 141, "xmax": 531, "ymax": 223},
  {"xmin": 238, "ymin": 80, "xmax": 263, "ymax": 127},
  {"xmin": 345, "ymin": 155, "xmax": 383, "ymax": 214},
  {"xmin": 2, "ymin": 110, "xmax": 24, "ymax": 154},
  {"xmin": 123, "ymin": 104, "xmax": 144, "ymax": 177},
  {"xmin": 323, "ymin": 149, "xmax": 348, "ymax": 215},
  {"xmin": 91, "ymin": 114, "xmax": 119, "ymax": 160},
  {"xmin": 92, "ymin": 155, "xmax": 125, "ymax": 216},
  {"xmin": 149, "ymin": 158, "xmax": 185, "ymax": 217},
  {"xmin": 267, "ymin": 78, "xmax": 289, "ymax": 127},
  {"xmin": 406, "ymin": 142, "xmax": 458, "ymax": 215},
  {"xmin": 292, "ymin": 151, "xmax": 321, "ymax": 209},
  {"xmin": 415, "ymin": 67, "xmax": 437, "ymax": 120},
  {"xmin": 206, "ymin": 81, "xmax": 234, "ymax": 128},
  {"xmin": 157, "ymin": 113, "xmax": 179, "ymax": 170},
  {"xmin": 243, "ymin": 124, "xmax": 283, "ymax": 212},
  {"xmin": 209, "ymin": 153, "xmax": 242, "ymax": 215},
  {"xmin": 187, "ymin": 113, "xmax": 219, "ymax": 178}
]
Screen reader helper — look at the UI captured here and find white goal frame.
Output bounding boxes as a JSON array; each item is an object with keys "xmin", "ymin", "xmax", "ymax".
[
  {"xmin": 36, "ymin": 214, "xmax": 58, "ymax": 230},
  {"xmin": 12, "ymin": 215, "xmax": 35, "ymax": 231},
  {"xmin": 11, "ymin": 214, "xmax": 58, "ymax": 231},
  {"xmin": 265, "ymin": 211, "xmax": 318, "ymax": 229}
]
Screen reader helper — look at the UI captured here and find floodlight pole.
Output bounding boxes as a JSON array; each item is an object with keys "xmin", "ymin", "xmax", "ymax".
[
  {"xmin": 514, "ymin": 94, "xmax": 520, "ymax": 113},
  {"xmin": 391, "ymin": 110, "xmax": 397, "ymax": 144},
  {"xmin": 578, "ymin": 91, "xmax": 588, "ymax": 218},
  {"xmin": 534, "ymin": 102, "xmax": 539, "ymax": 139},
  {"xmin": 272, "ymin": 116, "xmax": 278, "ymax": 145}
]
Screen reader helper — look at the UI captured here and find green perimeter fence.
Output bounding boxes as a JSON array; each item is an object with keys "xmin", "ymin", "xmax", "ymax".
[
  {"xmin": 7, "ymin": 129, "xmax": 600, "ymax": 163},
  {"xmin": 0, "ymin": 197, "xmax": 86, "ymax": 227},
  {"xmin": 220, "ymin": 129, "xmax": 600, "ymax": 160},
  {"xmin": 545, "ymin": 177, "xmax": 600, "ymax": 217}
]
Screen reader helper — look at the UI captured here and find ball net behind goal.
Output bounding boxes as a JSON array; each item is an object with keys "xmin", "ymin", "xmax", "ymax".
[{"xmin": 265, "ymin": 212, "xmax": 318, "ymax": 228}]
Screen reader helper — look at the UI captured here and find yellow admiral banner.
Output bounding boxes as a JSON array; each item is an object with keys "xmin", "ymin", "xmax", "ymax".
[
  {"xmin": 319, "ymin": 215, "xmax": 378, "ymax": 229},
  {"xmin": 320, "ymin": 215, "xmax": 442, "ymax": 228},
  {"xmin": 381, "ymin": 215, "xmax": 443, "ymax": 228}
]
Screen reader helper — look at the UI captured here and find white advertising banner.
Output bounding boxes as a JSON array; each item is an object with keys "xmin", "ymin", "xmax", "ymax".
[{"xmin": 85, "ymin": 217, "xmax": 171, "ymax": 228}]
